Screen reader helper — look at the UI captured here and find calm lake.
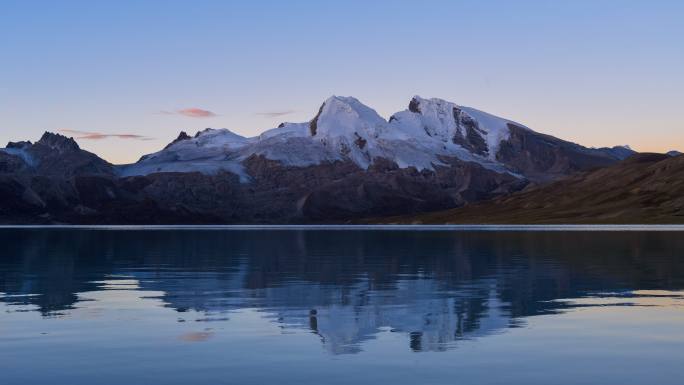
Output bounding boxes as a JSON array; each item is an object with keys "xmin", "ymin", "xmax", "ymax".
[{"xmin": 1, "ymin": 228, "xmax": 683, "ymax": 385}]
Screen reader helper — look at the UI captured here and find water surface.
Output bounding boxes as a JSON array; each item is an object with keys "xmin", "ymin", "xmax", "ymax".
[{"xmin": 1, "ymin": 229, "xmax": 683, "ymax": 384}]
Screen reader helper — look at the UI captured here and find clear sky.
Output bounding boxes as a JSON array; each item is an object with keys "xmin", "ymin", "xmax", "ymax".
[{"xmin": 1, "ymin": 0, "xmax": 682, "ymax": 164}]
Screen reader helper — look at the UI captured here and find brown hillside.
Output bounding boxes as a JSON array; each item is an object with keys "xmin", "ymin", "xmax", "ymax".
[{"xmin": 384, "ymin": 154, "xmax": 684, "ymax": 224}]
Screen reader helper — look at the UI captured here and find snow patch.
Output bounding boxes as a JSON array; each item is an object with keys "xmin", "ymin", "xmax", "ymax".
[{"xmin": 118, "ymin": 160, "xmax": 250, "ymax": 182}]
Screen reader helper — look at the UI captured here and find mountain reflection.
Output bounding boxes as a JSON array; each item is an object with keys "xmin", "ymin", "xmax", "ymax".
[{"xmin": 1, "ymin": 229, "xmax": 683, "ymax": 353}]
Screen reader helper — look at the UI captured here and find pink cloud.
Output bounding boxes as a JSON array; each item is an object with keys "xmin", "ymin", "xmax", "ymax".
[
  {"xmin": 178, "ymin": 331, "xmax": 214, "ymax": 342},
  {"xmin": 59, "ymin": 129, "xmax": 154, "ymax": 141},
  {"xmin": 177, "ymin": 108, "xmax": 216, "ymax": 118}
]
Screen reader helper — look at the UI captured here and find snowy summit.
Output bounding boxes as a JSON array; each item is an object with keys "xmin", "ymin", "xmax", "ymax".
[{"xmin": 119, "ymin": 96, "xmax": 530, "ymax": 180}]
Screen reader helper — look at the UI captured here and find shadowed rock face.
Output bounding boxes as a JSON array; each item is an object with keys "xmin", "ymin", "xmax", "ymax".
[
  {"xmin": 15, "ymin": 132, "xmax": 116, "ymax": 178},
  {"xmin": 0, "ymin": 152, "xmax": 28, "ymax": 173},
  {"xmin": 101, "ymin": 155, "xmax": 523, "ymax": 224},
  {"xmin": 496, "ymin": 124, "xmax": 619, "ymax": 183},
  {"xmin": 389, "ymin": 153, "xmax": 684, "ymax": 224},
  {"xmin": 243, "ymin": 156, "xmax": 525, "ymax": 222},
  {"xmin": 309, "ymin": 102, "xmax": 325, "ymax": 136},
  {"xmin": 452, "ymin": 107, "xmax": 488, "ymax": 156},
  {"xmin": 0, "ymin": 176, "xmax": 44, "ymax": 217},
  {"xmin": 0, "ymin": 133, "xmax": 116, "ymax": 223},
  {"xmin": 408, "ymin": 98, "xmax": 421, "ymax": 113}
]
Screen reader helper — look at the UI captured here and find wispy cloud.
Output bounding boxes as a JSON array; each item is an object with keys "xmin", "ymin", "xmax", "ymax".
[
  {"xmin": 255, "ymin": 110, "xmax": 296, "ymax": 118},
  {"xmin": 157, "ymin": 108, "xmax": 218, "ymax": 118},
  {"xmin": 59, "ymin": 129, "xmax": 155, "ymax": 141},
  {"xmin": 178, "ymin": 108, "xmax": 216, "ymax": 118}
]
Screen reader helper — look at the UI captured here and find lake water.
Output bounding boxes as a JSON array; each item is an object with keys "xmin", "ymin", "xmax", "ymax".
[{"xmin": 1, "ymin": 228, "xmax": 683, "ymax": 384}]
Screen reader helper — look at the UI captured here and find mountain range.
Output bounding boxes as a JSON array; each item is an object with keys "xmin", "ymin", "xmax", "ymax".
[{"xmin": 3, "ymin": 95, "xmax": 674, "ymax": 224}]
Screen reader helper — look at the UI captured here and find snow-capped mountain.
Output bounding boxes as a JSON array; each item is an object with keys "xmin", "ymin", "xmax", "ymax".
[
  {"xmin": 119, "ymin": 96, "xmax": 537, "ymax": 180},
  {"xmin": 120, "ymin": 95, "xmax": 632, "ymax": 184},
  {"xmin": 0, "ymin": 95, "xmax": 637, "ymax": 224}
]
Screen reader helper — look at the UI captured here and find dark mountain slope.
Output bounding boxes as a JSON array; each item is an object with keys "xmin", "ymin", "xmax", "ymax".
[
  {"xmin": 386, "ymin": 153, "xmax": 684, "ymax": 224},
  {"xmin": 497, "ymin": 124, "xmax": 626, "ymax": 182}
]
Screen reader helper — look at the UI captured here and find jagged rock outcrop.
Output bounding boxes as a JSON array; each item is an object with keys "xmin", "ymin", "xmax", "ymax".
[
  {"xmin": 163, "ymin": 131, "xmax": 192, "ymax": 150},
  {"xmin": 3, "ymin": 132, "xmax": 114, "ymax": 178}
]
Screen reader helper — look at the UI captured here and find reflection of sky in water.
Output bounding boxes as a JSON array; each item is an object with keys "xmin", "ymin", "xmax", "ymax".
[{"xmin": 1, "ymin": 229, "xmax": 684, "ymax": 384}]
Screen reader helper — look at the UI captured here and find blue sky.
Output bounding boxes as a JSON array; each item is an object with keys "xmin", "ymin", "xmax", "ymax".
[{"xmin": 1, "ymin": 0, "xmax": 682, "ymax": 163}]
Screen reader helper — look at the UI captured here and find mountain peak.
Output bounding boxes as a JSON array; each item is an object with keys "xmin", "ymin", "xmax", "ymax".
[
  {"xmin": 6, "ymin": 140, "xmax": 32, "ymax": 149},
  {"xmin": 396, "ymin": 96, "xmax": 461, "ymax": 142},
  {"xmin": 323, "ymin": 95, "xmax": 356, "ymax": 104},
  {"xmin": 407, "ymin": 95, "xmax": 454, "ymax": 113},
  {"xmin": 159, "ymin": 128, "xmax": 249, "ymax": 152},
  {"xmin": 164, "ymin": 131, "xmax": 192, "ymax": 150},
  {"xmin": 393, "ymin": 96, "xmax": 523, "ymax": 160},
  {"xmin": 309, "ymin": 96, "xmax": 385, "ymax": 138},
  {"xmin": 37, "ymin": 132, "xmax": 80, "ymax": 152}
]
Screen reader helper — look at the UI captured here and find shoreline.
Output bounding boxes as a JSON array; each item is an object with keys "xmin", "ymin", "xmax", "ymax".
[{"xmin": 2, "ymin": 224, "xmax": 684, "ymax": 231}]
